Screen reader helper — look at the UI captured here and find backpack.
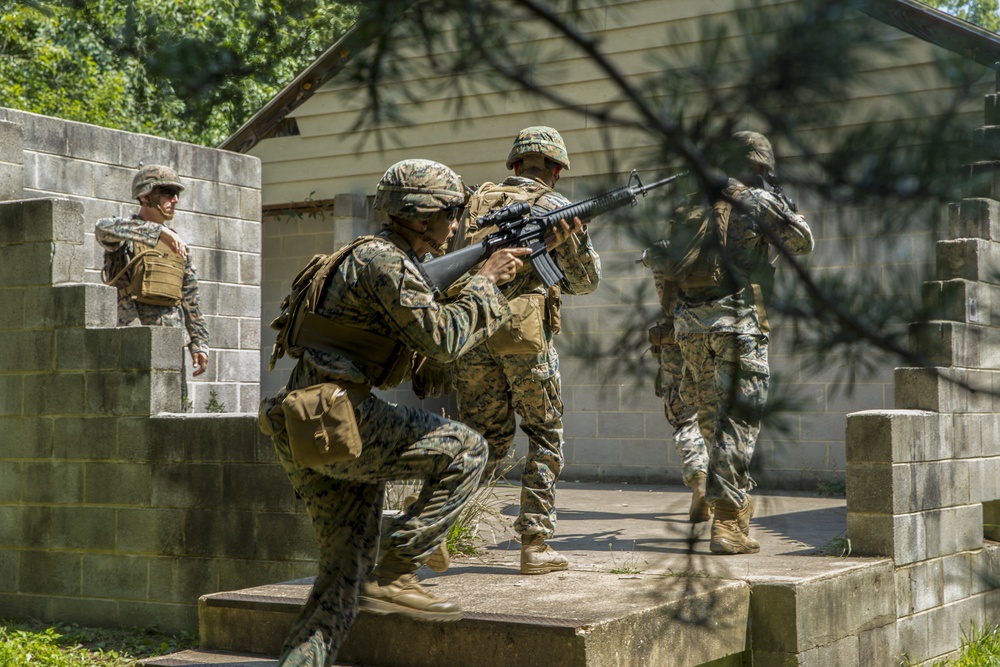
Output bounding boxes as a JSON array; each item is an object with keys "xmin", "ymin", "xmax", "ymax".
[
  {"xmin": 670, "ymin": 199, "xmax": 734, "ymax": 293},
  {"xmin": 451, "ymin": 181, "xmax": 546, "ymax": 251},
  {"xmin": 268, "ymin": 236, "xmax": 376, "ymax": 371},
  {"xmin": 102, "ymin": 238, "xmax": 185, "ymax": 307}
]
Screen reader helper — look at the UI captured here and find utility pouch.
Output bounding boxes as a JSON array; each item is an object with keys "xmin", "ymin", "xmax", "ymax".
[
  {"xmin": 647, "ymin": 322, "xmax": 675, "ymax": 354},
  {"xmin": 544, "ymin": 286, "xmax": 562, "ymax": 335},
  {"xmin": 488, "ymin": 292, "xmax": 547, "ymax": 356},
  {"xmin": 107, "ymin": 238, "xmax": 185, "ymax": 306},
  {"xmin": 281, "ymin": 383, "xmax": 364, "ymax": 468},
  {"xmin": 257, "ymin": 394, "xmax": 286, "ymax": 437}
]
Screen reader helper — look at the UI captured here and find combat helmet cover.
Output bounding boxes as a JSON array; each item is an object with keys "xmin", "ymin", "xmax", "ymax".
[
  {"xmin": 731, "ymin": 131, "xmax": 776, "ymax": 171},
  {"xmin": 373, "ymin": 159, "xmax": 467, "ymax": 222},
  {"xmin": 132, "ymin": 164, "xmax": 184, "ymax": 201},
  {"xmin": 506, "ymin": 126, "xmax": 570, "ymax": 170}
]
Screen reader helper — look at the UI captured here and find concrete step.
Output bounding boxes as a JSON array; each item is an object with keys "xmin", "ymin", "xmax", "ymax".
[{"xmin": 196, "ymin": 568, "xmax": 749, "ymax": 667}]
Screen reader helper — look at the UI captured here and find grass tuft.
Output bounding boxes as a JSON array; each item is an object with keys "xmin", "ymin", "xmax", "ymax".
[{"xmin": 0, "ymin": 620, "xmax": 197, "ymax": 666}]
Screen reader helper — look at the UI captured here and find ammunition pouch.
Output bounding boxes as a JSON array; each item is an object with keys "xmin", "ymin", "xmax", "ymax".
[
  {"xmin": 488, "ymin": 292, "xmax": 547, "ymax": 356},
  {"xmin": 280, "ymin": 382, "xmax": 370, "ymax": 468},
  {"xmin": 544, "ymin": 286, "xmax": 562, "ymax": 335}
]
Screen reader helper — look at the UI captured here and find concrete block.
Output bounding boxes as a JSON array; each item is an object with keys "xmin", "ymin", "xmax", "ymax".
[
  {"xmin": 571, "ymin": 437, "xmax": 618, "ymax": 465},
  {"xmin": 0, "ymin": 376, "xmax": 23, "ymax": 416},
  {"xmin": 218, "ymin": 284, "xmax": 259, "ymax": 318},
  {"xmin": 984, "ymin": 499, "xmax": 1000, "ymax": 542},
  {"xmin": 910, "ymin": 460, "xmax": 970, "ymax": 511},
  {"xmin": 50, "ymin": 506, "xmax": 116, "ymax": 550},
  {"xmin": 86, "ymin": 462, "xmax": 152, "ymax": 505},
  {"xmin": 0, "ymin": 162, "xmax": 22, "ymax": 201},
  {"xmin": 0, "ymin": 330, "xmax": 54, "ymax": 373},
  {"xmin": 845, "ymin": 410, "xmax": 945, "ymax": 465},
  {"xmin": 0, "ymin": 416, "xmax": 52, "ymax": 457},
  {"xmin": 55, "ymin": 328, "xmax": 121, "ymax": 370},
  {"xmin": 219, "ymin": 151, "xmax": 260, "ymax": 190},
  {"xmin": 942, "ymin": 552, "xmax": 974, "ymax": 604},
  {"xmin": 150, "ymin": 463, "xmax": 223, "ymax": 508},
  {"xmin": 0, "ymin": 506, "xmax": 50, "ymax": 548},
  {"xmin": 936, "ymin": 237, "xmax": 1000, "ymax": 285},
  {"xmin": 53, "ymin": 416, "xmax": 117, "ymax": 459},
  {"xmin": 117, "ymin": 507, "xmax": 188, "ymax": 556},
  {"xmin": 907, "ymin": 558, "xmax": 944, "ymax": 613},
  {"xmin": 0, "ymin": 241, "xmax": 56, "ymax": 285},
  {"xmin": 796, "ymin": 634, "xmax": 860, "ymax": 667},
  {"xmin": 190, "ymin": 179, "xmax": 241, "ymax": 218},
  {"xmin": 239, "ymin": 317, "xmax": 259, "ymax": 350},
  {"xmin": 221, "ymin": 463, "xmax": 297, "ymax": 512},
  {"xmin": 971, "ymin": 543, "xmax": 1000, "ymax": 594},
  {"xmin": 116, "ymin": 599, "xmax": 197, "ymax": 634},
  {"xmin": 86, "ymin": 370, "xmax": 153, "ymax": 416},
  {"xmin": 204, "ymin": 315, "xmax": 239, "ymax": 349},
  {"xmin": 0, "ymin": 119, "xmax": 24, "ymax": 163},
  {"xmin": 846, "ymin": 462, "xmax": 909, "ymax": 514},
  {"xmin": 911, "ymin": 321, "xmax": 1000, "ymax": 370},
  {"xmin": 987, "ymin": 93, "xmax": 1000, "ymax": 125},
  {"xmin": 118, "ymin": 325, "xmax": 184, "ymax": 371},
  {"xmin": 965, "ymin": 161, "xmax": 1000, "ymax": 200},
  {"xmin": 897, "ymin": 611, "xmax": 929, "ymax": 665},
  {"xmin": 895, "ymin": 567, "xmax": 913, "ymax": 617},
  {"xmin": 847, "ymin": 511, "xmax": 924, "ymax": 562},
  {"xmin": 894, "ymin": 368, "xmax": 999, "ymax": 413},
  {"xmin": 34, "ymin": 153, "xmax": 94, "ymax": 197},
  {"xmin": 13, "ymin": 109, "xmax": 68, "ymax": 156},
  {"xmin": 597, "ymin": 410, "xmax": 645, "ymax": 439},
  {"xmin": 925, "ymin": 504, "xmax": 983, "ymax": 559},
  {"xmin": 0, "ymin": 461, "xmax": 20, "ymax": 502},
  {"xmin": 151, "ymin": 370, "xmax": 183, "ymax": 414},
  {"xmin": 23, "ymin": 372, "xmax": 86, "ymax": 416},
  {"xmin": 216, "ymin": 559, "xmax": 300, "ymax": 596},
  {"xmin": 253, "ymin": 511, "xmax": 317, "ymax": 561},
  {"xmin": 0, "ymin": 551, "xmax": 17, "ymax": 592},
  {"xmin": 148, "ymin": 556, "xmax": 222, "ymax": 605},
  {"xmin": 948, "ymin": 198, "xmax": 1000, "ymax": 242},
  {"xmin": 19, "ymin": 550, "xmax": 81, "ymax": 595},
  {"xmin": 66, "ymin": 122, "xmax": 123, "ymax": 164},
  {"xmin": 238, "ymin": 383, "xmax": 260, "ymax": 413}
]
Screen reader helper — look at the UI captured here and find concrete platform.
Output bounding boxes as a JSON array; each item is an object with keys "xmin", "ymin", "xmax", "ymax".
[{"xmin": 146, "ymin": 482, "xmax": 890, "ymax": 667}]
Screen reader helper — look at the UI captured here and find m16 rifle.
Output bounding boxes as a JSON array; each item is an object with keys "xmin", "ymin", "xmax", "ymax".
[
  {"xmin": 764, "ymin": 172, "xmax": 798, "ymax": 213},
  {"xmin": 421, "ymin": 169, "xmax": 684, "ymax": 295}
]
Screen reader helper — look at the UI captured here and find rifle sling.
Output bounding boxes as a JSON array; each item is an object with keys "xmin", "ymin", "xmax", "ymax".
[{"xmin": 294, "ymin": 312, "xmax": 405, "ymax": 385}]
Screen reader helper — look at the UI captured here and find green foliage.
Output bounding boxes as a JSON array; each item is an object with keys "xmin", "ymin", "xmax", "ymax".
[
  {"xmin": 608, "ymin": 542, "xmax": 642, "ymax": 575},
  {"xmin": 0, "ymin": 1, "xmax": 359, "ymax": 146},
  {"xmin": 903, "ymin": 622, "xmax": 1000, "ymax": 666},
  {"xmin": 204, "ymin": 389, "xmax": 225, "ymax": 413},
  {"xmin": 920, "ymin": 0, "xmax": 1000, "ymax": 32},
  {"xmin": 816, "ymin": 480, "xmax": 847, "ymax": 497},
  {"xmin": 0, "ymin": 621, "xmax": 197, "ymax": 666}
]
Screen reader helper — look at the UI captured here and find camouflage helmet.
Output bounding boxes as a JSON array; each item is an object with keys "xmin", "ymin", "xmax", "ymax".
[
  {"xmin": 131, "ymin": 164, "xmax": 184, "ymax": 201},
  {"xmin": 506, "ymin": 126, "xmax": 570, "ymax": 170},
  {"xmin": 373, "ymin": 159, "xmax": 466, "ymax": 221},
  {"xmin": 731, "ymin": 131, "xmax": 776, "ymax": 171}
]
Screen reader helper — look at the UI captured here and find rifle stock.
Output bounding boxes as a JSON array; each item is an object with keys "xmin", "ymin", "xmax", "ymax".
[{"xmin": 421, "ymin": 169, "xmax": 684, "ymax": 295}]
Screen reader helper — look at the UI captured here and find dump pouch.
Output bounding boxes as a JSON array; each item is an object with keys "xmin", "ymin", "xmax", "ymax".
[{"xmin": 281, "ymin": 383, "xmax": 365, "ymax": 468}]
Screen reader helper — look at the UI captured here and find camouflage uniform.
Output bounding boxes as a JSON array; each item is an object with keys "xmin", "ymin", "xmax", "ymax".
[
  {"xmin": 94, "ymin": 214, "xmax": 209, "ymax": 356},
  {"xmin": 645, "ymin": 259, "xmax": 706, "ymax": 484},
  {"xmin": 674, "ymin": 178, "xmax": 813, "ymax": 508},
  {"xmin": 266, "ymin": 160, "xmax": 509, "ymax": 666},
  {"xmin": 454, "ymin": 175, "xmax": 601, "ymax": 539}
]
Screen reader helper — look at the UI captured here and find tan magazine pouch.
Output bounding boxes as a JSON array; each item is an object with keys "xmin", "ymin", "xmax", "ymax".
[
  {"xmin": 282, "ymin": 383, "xmax": 364, "ymax": 467},
  {"xmin": 488, "ymin": 292, "xmax": 547, "ymax": 356},
  {"xmin": 107, "ymin": 238, "xmax": 185, "ymax": 306}
]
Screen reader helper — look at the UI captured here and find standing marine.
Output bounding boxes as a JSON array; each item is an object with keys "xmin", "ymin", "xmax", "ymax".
[
  {"xmin": 259, "ymin": 159, "xmax": 580, "ymax": 666},
  {"xmin": 95, "ymin": 164, "xmax": 210, "ymax": 402},
  {"xmin": 451, "ymin": 126, "xmax": 602, "ymax": 575},
  {"xmin": 673, "ymin": 131, "xmax": 814, "ymax": 554}
]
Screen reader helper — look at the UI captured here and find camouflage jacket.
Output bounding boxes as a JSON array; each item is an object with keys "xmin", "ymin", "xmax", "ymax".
[
  {"xmin": 94, "ymin": 214, "xmax": 210, "ymax": 355},
  {"xmin": 674, "ymin": 179, "xmax": 813, "ymax": 336},
  {"xmin": 288, "ymin": 230, "xmax": 512, "ymax": 391}
]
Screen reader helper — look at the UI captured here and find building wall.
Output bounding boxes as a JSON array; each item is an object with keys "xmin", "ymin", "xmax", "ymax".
[
  {"xmin": 0, "ymin": 112, "xmax": 318, "ymax": 631},
  {"xmin": 253, "ymin": 0, "xmax": 994, "ymax": 488}
]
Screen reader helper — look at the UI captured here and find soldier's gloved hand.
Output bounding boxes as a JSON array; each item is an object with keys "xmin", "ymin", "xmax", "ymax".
[{"xmin": 411, "ymin": 354, "xmax": 454, "ymax": 399}]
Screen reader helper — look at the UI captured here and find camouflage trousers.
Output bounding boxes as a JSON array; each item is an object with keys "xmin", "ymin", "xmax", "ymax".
[
  {"xmin": 655, "ymin": 339, "xmax": 707, "ymax": 485},
  {"xmin": 675, "ymin": 332, "xmax": 769, "ymax": 507},
  {"xmin": 454, "ymin": 342, "xmax": 564, "ymax": 538},
  {"xmin": 271, "ymin": 393, "xmax": 487, "ymax": 667}
]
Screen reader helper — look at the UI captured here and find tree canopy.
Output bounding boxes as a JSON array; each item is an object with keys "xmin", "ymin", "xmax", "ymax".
[{"xmin": 0, "ymin": 1, "xmax": 358, "ymax": 146}]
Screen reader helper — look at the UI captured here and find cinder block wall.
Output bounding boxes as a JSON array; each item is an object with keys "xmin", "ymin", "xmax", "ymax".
[
  {"xmin": 842, "ymin": 86, "xmax": 1000, "ymax": 664},
  {"xmin": 0, "ymin": 108, "xmax": 261, "ymax": 413},
  {"xmin": 0, "ymin": 111, "xmax": 318, "ymax": 632}
]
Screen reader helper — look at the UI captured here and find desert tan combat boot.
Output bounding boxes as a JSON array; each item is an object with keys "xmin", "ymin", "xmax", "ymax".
[
  {"xmin": 358, "ymin": 553, "xmax": 461, "ymax": 621},
  {"xmin": 688, "ymin": 472, "xmax": 712, "ymax": 523},
  {"xmin": 709, "ymin": 497, "xmax": 760, "ymax": 555},
  {"xmin": 520, "ymin": 534, "xmax": 569, "ymax": 575},
  {"xmin": 402, "ymin": 494, "xmax": 450, "ymax": 572}
]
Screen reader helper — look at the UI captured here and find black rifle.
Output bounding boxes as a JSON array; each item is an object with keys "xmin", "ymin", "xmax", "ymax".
[
  {"xmin": 764, "ymin": 172, "xmax": 798, "ymax": 213},
  {"xmin": 421, "ymin": 170, "xmax": 684, "ymax": 295}
]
